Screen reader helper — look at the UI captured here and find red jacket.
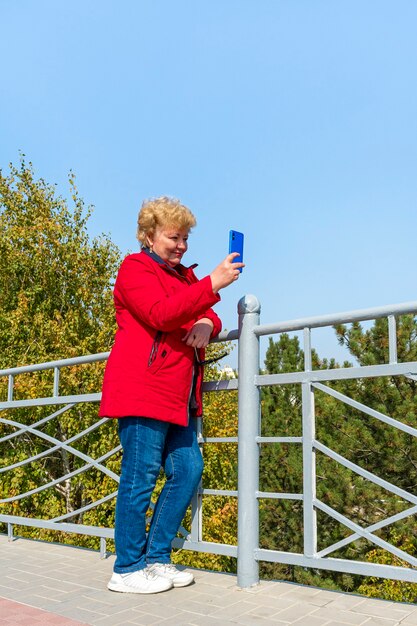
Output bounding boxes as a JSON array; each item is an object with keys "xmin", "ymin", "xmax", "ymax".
[{"xmin": 99, "ymin": 250, "xmax": 222, "ymax": 425}]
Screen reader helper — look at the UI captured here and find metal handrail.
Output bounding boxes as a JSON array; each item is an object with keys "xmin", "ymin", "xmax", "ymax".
[{"xmin": 1, "ymin": 297, "xmax": 417, "ymax": 586}]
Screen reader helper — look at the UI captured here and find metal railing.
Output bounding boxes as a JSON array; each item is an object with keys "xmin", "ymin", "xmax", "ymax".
[{"xmin": 1, "ymin": 295, "xmax": 417, "ymax": 588}]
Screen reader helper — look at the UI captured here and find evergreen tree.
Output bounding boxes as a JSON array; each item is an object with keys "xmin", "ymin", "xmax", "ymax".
[
  {"xmin": 260, "ymin": 320, "xmax": 417, "ymax": 599},
  {"xmin": 335, "ymin": 318, "xmax": 417, "ymax": 601}
]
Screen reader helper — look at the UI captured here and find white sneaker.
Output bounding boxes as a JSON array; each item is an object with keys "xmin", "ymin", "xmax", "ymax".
[
  {"xmin": 107, "ymin": 568, "xmax": 173, "ymax": 594},
  {"xmin": 148, "ymin": 563, "xmax": 194, "ymax": 587}
]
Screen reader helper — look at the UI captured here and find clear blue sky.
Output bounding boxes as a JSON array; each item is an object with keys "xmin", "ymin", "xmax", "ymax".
[{"xmin": 2, "ymin": 0, "xmax": 417, "ymax": 365}]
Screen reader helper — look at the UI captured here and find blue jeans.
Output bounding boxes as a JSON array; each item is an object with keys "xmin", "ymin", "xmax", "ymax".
[{"xmin": 114, "ymin": 416, "xmax": 204, "ymax": 573}]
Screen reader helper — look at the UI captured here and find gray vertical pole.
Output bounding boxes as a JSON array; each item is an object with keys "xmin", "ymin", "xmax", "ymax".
[
  {"xmin": 190, "ymin": 417, "xmax": 203, "ymax": 542},
  {"xmin": 237, "ymin": 294, "xmax": 261, "ymax": 588},
  {"xmin": 302, "ymin": 327, "xmax": 317, "ymax": 557},
  {"xmin": 388, "ymin": 315, "xmax": 397, "ymax": 364}
]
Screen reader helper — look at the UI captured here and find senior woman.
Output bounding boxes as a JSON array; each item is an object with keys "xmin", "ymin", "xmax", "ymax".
[{"xmin": 100, "ymin": 197, "xmax": 243, "ymax": 594}]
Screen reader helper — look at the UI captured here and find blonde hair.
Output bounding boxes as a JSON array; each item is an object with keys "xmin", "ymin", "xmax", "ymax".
[{"xmin": 137, "ymin": 196, "xmax": 196, "ymax": 247}]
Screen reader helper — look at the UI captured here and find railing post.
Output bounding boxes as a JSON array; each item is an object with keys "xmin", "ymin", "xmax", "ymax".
[
  {"xmin": 302, "ymin": 327, "xmax": 317, "ymax": 558},
  {"xmin": 237, "ymin": 294, "xmax": 261, "ymax": 588},
  {"xmin": 190, "ymin": 417, "xmax": 203, "ymax": 542}
]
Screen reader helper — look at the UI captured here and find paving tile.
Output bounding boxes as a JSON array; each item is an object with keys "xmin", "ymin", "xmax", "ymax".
[
  {"xmin": 0, "ymin": 597, "xmax": 88, "ymax": 625},
  {"xmin": 273, "ymin": 602, "xmax": 322, "ymax": 623},
  {"xmin": 401, "ymin": 604, "xmax": 417, "ymax": 626},
  {"xmin": 326, "ymin": 595, "xmax": 371, "ymax": 611},
  {"xmin": 311, "ymin": 606, "xmax": 372, "ymax": 624},
  {"xmin": 135, "ymin": 602, "xmax": 183, "ymax": 620},
  {"xmin": 233, "ymin": 616, "xmax": 288, "ymax": 626},
  {"xmin": 324, "ymin": 623, "xmax": 365, "ymax": 626},
  {"xmin": 162, "ymin": 617, "xmax": 232, "ymax": 626},
  {"xmin": 181, "ymin": 590, "xmax": 238, "ymax": 608},
  {"xmin": 119, "ymin": 612, "xmax": 164, "ymax": 625},
  {"xmin": 209, "ymin": 599, "xmax": 261, "ymax": 620},
  {"xmin": 55, "ymin": 606, "xmax": 109, "ymax": 622},
  {"xmin": 173, "ymin": 598, "xmax": 220, "ymax": 616},
  {"xmin": 361, "ymin": 618, "xmax": 400, "ymax": 626},
  {"xmin": 352, "ymin": 599, "xmax": 415, "ymax": 620},
  {"xmin": 1, "ymin": 536, "xmax": 416, "ymax": 626},
  {"xmin": 247, "ymin": 603, "xmax": 283, "ymax": 619},
  {"xmin": 292, "ymin": 617, "xmax": 334, "ymax": 626},
  {"xmin": 92, "ymin": 609, "xmax": 153, "ymax": 626},
  {"xmin": 248, "ymin": 594, "xmax": 297, "ymax": 612}
]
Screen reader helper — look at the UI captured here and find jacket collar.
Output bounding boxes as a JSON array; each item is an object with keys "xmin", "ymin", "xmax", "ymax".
[{"xmin": 142, "ymin": 247, "xmax": 198, "ymax": 275}]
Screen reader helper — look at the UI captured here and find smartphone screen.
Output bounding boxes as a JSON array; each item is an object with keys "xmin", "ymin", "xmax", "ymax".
[{"xmin": 229, "ymin": 230, "xmax": 244, "ymax": 272}]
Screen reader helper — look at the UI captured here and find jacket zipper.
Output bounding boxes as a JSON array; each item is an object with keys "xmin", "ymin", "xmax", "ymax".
[{"xmin": 148, "ymin": 331, "xmax": 163, "ymax": 366}]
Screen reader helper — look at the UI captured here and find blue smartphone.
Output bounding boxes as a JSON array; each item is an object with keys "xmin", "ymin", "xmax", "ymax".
[{"xmin": 229, "ymin": 230, "xmax": 244, "ymax": 272}]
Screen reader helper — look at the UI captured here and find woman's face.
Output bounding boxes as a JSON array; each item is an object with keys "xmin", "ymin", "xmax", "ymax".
[{"xmin": 148, "ymin": 226, "xmax": 189, "ymax": 267}]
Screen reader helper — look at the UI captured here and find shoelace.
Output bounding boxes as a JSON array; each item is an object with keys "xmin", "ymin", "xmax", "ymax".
[
  {"xmin": 161, "ymin": 564, "xmax": 176, "ymax": 573},
  {"xmin": 150, "ymin": 563, "xmax": 176, "ymax": 574},
  {"xmin": 122, "ymin": 568, "xmax": 159, "ymax": 581},
  {"xmin": 144, "ymin": 567, "xmax": 160, "ymax": 580}
]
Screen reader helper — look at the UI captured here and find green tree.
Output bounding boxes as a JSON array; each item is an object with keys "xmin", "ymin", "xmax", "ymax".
[
  {"xmin": 335, "ymin": 317, "xmax": 417, "ymax": 600},
  {"xmin": 0, "ymin": 157, "xmax": 122, "ymax": 544},
  {"xmin": 260, "ymin": 319, "xmax": 417, "ymax": 600},
  {"xmin": 259, "ymin": 334, "xmax": 355, "ymax": 588}
]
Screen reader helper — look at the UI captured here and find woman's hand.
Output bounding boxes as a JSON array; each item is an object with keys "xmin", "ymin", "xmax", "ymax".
[
  {"xmin": 210, "ymin": 253, "xmax": 245, "ymax": 293},
  {"xmin": 182, "ymin": 318, "xmax": 214, "ymax": 348}
]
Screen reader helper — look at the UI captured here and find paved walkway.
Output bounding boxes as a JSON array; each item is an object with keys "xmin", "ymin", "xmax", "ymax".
[{"xmin": 0, "ymin": 535, "xmax": 416, "ymax": 626}]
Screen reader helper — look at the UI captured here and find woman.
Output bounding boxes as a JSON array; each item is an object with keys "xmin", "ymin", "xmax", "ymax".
[{"xmin": 100, "ymin": 196, "xmax": 244, "ymax": 594}]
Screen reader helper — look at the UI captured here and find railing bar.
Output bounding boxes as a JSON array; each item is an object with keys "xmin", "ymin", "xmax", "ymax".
[
  {"xmin": 177, "ymin": 524, "xmax": 191, "ymax": 540},
  {"xmin": 313, "ymin": 382, "xmax": 417, "ymax": 438},
  {"xmin": 201, "ymin": 489, "xmax": 238, "ymax": 497},
  {"xmin": 0, "ymin": 418, "xmax": 115, "ymax": 474},
  {"xmin": 172, "ymin": 537, "xmax": 238, "ymax": 558},
  {"xmin": 0, "ymin": 514, "xmax": 115, "ymax": 539},
  {"xmin": 0, "ymin": 392, "xmax": 102, "ymax": 410},
  {"xmin": 203, "ymin": 379, "xmax": 238, "ymax": 392},
  {"xmin": 0, "ymin": 414, "xmax": 107, "ymax": 441},
  {"xmin": 317, "ymin": 504, "xmax": 417, "ymax": 557},
  {"xmin": 314, "ymin": 499, "xmax": 417, "ymax": 568},
  {"xmin": 0, "ymin": 443, "xmax": 66, "ymax": 474},
  {"xmin": 256, "ymin": 360, "xmax": 417, "ymax": 387},
  {"xmin": 255, "ymin": 549, "xmax": 417, "ymax": 582},
  {"xmin": 315, "ymin": 440, "xmax": 417, "ymax": 505},
  {"xmin": 0, "ymin": 404, "xmax": 75, "ymax": 444},
  {"xmin": 0, "ymin": 446, "xmax": 121, "ymax": 503},
  {"xmin": 212, "ymin": 329, "xmax": 239, "ymax": 343},
  {"xmin": 198, "ymin": 437, "xmax": 238, "ymax": 443},
  {"xmin": 256, "ymin": 437, "xmax": 303, "ymax": 444},
  {"xmin": 50, "ymin": 491, "xmax": 119, "ymax": 522},
  {"xmin": 0, "ymin": 353, "xmax": 109, "ymax": 377},
  {"xmin": 253, "ymin": 300, "xmax": 417, "ymax": 337},
  {"xmin": 256, "ymin": 491, "xmax": 303, "ymax": 500}
]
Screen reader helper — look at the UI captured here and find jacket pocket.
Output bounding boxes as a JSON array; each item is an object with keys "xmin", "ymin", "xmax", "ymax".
[
  {"xmin": 147, "ymin": 331, "xmax": 170, "ymax": 374},
  {"xmin": 148, "ymin": 331, "xmax": 163, "ymax": 366}
]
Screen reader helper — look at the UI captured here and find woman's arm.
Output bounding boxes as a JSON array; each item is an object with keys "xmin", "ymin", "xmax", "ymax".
[{"xmin": 115, "ymin": 256, "xmax": 221, "ymax": 331}]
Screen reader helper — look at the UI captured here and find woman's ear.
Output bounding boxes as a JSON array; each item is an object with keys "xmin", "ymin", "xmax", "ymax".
[{"xmin": 146, "ymin": 234, "xmax": 154, "ymax": 251}]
